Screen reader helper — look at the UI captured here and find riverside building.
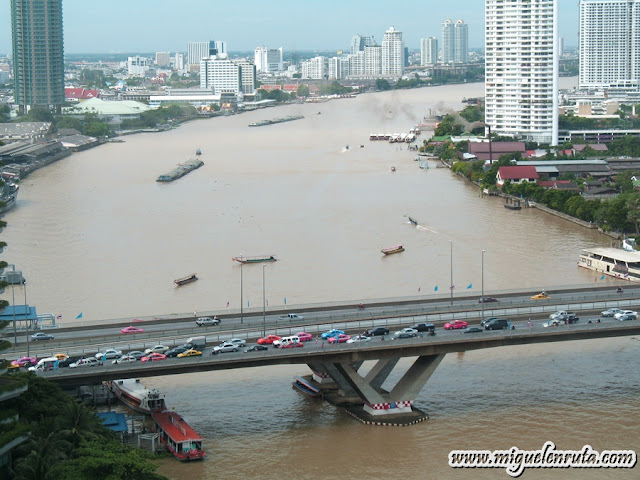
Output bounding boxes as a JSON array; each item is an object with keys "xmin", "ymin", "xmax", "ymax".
[
  {"xmin": 485, "ymin": 0, "xmax": 559, "ymax": 145},
  {"xmin": 381, "ymin": 26, "xmax": 404, "ymax": 76}
]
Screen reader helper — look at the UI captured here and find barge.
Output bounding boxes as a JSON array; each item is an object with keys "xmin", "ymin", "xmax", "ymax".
[
  {"xmin": 157, "ymin": 159, "xmax": 204, "ymax": 182},
  {"xmin": 248, "ymin": 115, "xmax": 304, "ymax": 127}
]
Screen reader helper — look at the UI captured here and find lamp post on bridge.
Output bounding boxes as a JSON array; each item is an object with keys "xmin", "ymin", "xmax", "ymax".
[
  {"xmin": 481, "ymin": 249, "xmax": 486, "ymax": 322},
  {"xmin": 24, "ymin": 280, "xmax": 29, "ymax": 357},
  {"xmin": 449, "ymin": 240, "xmax": 453, "ymax": 305},
  {"xmin": 239, "ymin": 254, "xmax": 243, "ymax": 324},
  {"xmin": 262, "ymin": 263, "xmax": 266, "ymax": 338}
]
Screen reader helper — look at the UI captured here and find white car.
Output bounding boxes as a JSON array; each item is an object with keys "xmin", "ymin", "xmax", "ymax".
[
  {"xmin": 144, "ymin": 345, "xmax": 169, "ymax": 355},
  {"xmin": 614, "ymin": 310, "xmax": 637, "ymax": 320},
  {"xmin": 212, "ymin": 342, "xmax": 240, "ymax": 354},
  {"xmin": 69, "ymin": 357, "xmax": 101, "ymax": 368},
  {"xmin": 601, "ymin": 308, "xmax": 623, "ymax": 317},
  {"xmin": 227, "ymin": 338, "xmax": 246, "ymax": 347},
  {"xmin": 196, "ymin": 316, "xmax": 220, "ymax": 326},
  {"xmin": 394, "ymin": 328, "xmax": 419, "ymax": 337},
  {"xmin": 346, "ymin": 334, "xmax": 371, "ymax": 344},
  {"xmin": 95, "ymin": 349, "xmax": 123, "ymax": 360},
  {"xmin": 112, "ymin": 355, "xmax": 137, "ymax": 365}
]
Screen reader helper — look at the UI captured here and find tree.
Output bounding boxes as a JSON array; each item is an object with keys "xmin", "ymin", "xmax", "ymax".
[
  {"xmin": 0, "ymin": 104, "xmax": 10, "ymax": 122},
  {"xmin": 58, "ymin": 402, "xmax": 102, "ymax": 450},
  {"xmin": 297, "ymin": 84, "xmax": 310, "ymax": 97},
  {"xmin": 13, "ymin": 432, "xmax": 67, "ymax": 480},
  {"xmin": 375, "ymin": 79, "xmax": 391, "ymax": 91},
  {"xmin": 626, "ymin": 192, "xmax": 640, "ymax": 235}
]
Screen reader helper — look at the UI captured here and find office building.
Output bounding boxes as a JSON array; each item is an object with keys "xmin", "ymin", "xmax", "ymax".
[
  {"xmin": 579, "ymin": 0, "xmax": 640, "ymax": 90},
  {"xmin": 454, "ymin": 20, "xmax": 468, "ymax": 64},
  {"xmin": 485, "ymin": 0, "xmax": 558, "ymax": 145},
  {"xmin": 254, "ymin": 46, "xmax": 283, "ymax": 73},
  {"xmin": 174, "ymin": 52, "xmax": 185, "ymax": 71},
  {"xmin": 420, "ymin": 37, "xmax": 438, "ymax": 65},
  {"xmin": 200, "ymin": 55, "xmax": 240, "ymax": 94},
  {"xmin": 155, "ymin": 52, "xmax": 171, "ymax": 67},
  {"xmin": 127, "ymin": 56, "xmax": 151, "ymax": 77},
  {"xmin": 301, "ymin": 56, "xmax": 326, "ymax": 79},
  {"xmin": 10, "ymin": 0, "xmax": 65, "ymax": 111},
  {"xmin": 188, "ymin": 42, "xmax": 209, "ymax": 67},
  {"xmin": 442, "ymin": 19, "xmax": 455, "ymax": 63},
  {"xmin": 350, "ymin": 34, "xmax": 376, "ymax": 55},
  {"xmin": 381, "ymin": 26, "xmax": 404, "ymax": 76}
]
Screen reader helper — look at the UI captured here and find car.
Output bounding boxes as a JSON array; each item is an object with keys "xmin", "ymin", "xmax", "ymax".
[
  {"xmin": 11, "ymin": 356, "xmax": 38, "ymax": 367},
  {"xmin": 392, "ymin": 331, "xmax": 418, "ymax": 339},
  {"xmin": 614, "ymin": 310, "xmax": 637, "ymax": 320},
  {"xmin": 279, "ymin": 341, "xmax": 304, "ymax": 348},
  {"xmin": 443, "ymin": 320, "xmax": 468, "ymax": 330},
  {"xmin": 30, "ymin": 332, "xmax": 54, "ymax": 341},
  {"xmin": 195, "ymin": 316, "xmax": 220, "ymax": 326},
  {"xmin": 95, "ymin": 349, "xmax": 123, "ymax": 360},
  {"xmin": 365, "ymin": 327, "xmax": 389, "ymax": 336},
  {"xmin": 112, "ymin": 355, "xmax": 137, "ymax": 365},
  {"xmin": 120, "ymin": 326, "xmax": 144, "ymax": 334},
  {"xmin": 279, "ymin": 313, "xmax": 304, "ymax": 321},
  {"xmin": 296, "ymin": 332, "xmax": 313, "ymax": 342},
  {"xmin": 144, "ymin": 345, "xmax": 169, "ymax": 355},
  {"xmin": 463, "ymin": 327, "xmax": 484, "ymax": 333},
  {"xmin": 52, "ymin": 353, "xmax": 68, "ymax": 361},
  {"xmin": 212, "ymin": 342, "xmax": 239, "ymax": 354},
  {"xmin": 394, "ymin": 328, "xmax": 419, "ymax": 337},
  {"xmin": 244, "ymin": 345, "xmax": 269, "ymax": 353},
  {"xmin": 549, "ymin": 310, "xmax": 568, "ymax": 320},
  {"xmin": 479, "ymin": 297, "xmax": 498, "ymax": 303},
  {"xmin": 257, "ymin": 335, "xmax": 281, "ymax": 345},
  {"xmin": 411, "ymin": 323, "xmax": 436, "ymax": 333},
  {"xmin": 69, "ymin": 357, "xmax": 101, "ymax": 368},
  {"xmin": 327, "ymin": 334, "xmax": 351, "ymax": 344},
  {"xmin": 140, "ymin": 353, "xmax": 167, "ymax": 362},
  {"xmin": 531, "ymin": 292, "xmax": 550, "ymax": 300},
  {"xmin": 602, "ymin": 308, "xmax": 623, "ymax": 317},
  {"xmin": 484, "ymin": 318, "xmax": 509, "ymax": 330},
  {"xmin": 542, "ymin": 319, "xmax": 562, "ymax": 328},
  {"xmin": 346, "ymin": 334, "xmax": 371, "ymax": 344},
  {"xmin": 566, "ymin": 314, "xmax": 580, "ymax": 324},
  {"xmin": 125, "ymin": 350, "xmax": 146, "ymax": 360},
  {"xmin": 228, "ymin": 338, "xmax": 246, "ymax": 347},
  {"xmin": 321, "ymin": 329, "xmax": 345, "ymax": 339},
  {"xmin": 165, "ymin": 346, "xmax": 189, "ymax": 358},
  {"xmin": 480, "ymin": 317, "xmax": 501, "ymax": 327},
  {"xmin": 618, "ymin": 313, "xmax": 637, "ymax": 321},
  {"xmin": 58, "ymin": 356, "xmax": 82, "ymax": 368},
  {"xmin": 177, "ymin": 349, "xmax": 202, "ymax": 358}
]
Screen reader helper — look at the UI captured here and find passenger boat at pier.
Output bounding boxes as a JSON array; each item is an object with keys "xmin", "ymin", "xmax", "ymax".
[
  {"xmin": 0, "ymin": 182, "xmax": 19, "ymax": 214},
  {"xmin": 232, "ymin": 255, "xmax": 277, "ymax": 264},
  {"xmin": 579, "ymin": 247, "xmax": 640, "ymax": 281},
  {"xmin": 381, "ymin": 245, "xmax": 404, "ymax": 255},
  {"xmin": 108, "ymin": 378, "xmax": 167, "ymax": 414},
  {"xmin": 292, "ymin": 375, "xmax": 322, "ymax": 398},
  {"xmin": 152, "ymin": 410, "xmax": 206, "ymax": 461},
  {"xmin": 174, "ymin": 273, "xmax": 198, "ymax": 286}
]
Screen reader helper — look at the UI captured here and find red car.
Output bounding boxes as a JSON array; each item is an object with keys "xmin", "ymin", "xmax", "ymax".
[
  {"xmin": 121, "ymin": 326, "xmax": 144, "ymax": 334},
  {"xmin": 257, "ymin": 335, "xmax": 281, "ymax": 345},
  {"xmin": 279, "ymin": 341, "xmax": 304, "ymax": 349},
  {"xmin": 444, "ymin": 320, "xmax": 468, "ymax": 330},
  {"xmin": 140, "ymin": 353, "xmax": 167, "ymax": 362},
  {"xmin": 296, "ymin": 332, "xmax": 313, "ymax": 342},
  {"xmin": 328, "ymin": 334, "xmax": 352, "ymax": 344}
]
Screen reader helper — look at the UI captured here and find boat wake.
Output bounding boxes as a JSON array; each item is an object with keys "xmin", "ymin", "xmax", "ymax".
[{"xmin": 417, "ymin": 225, "xmax": 438, "ymax": 234}]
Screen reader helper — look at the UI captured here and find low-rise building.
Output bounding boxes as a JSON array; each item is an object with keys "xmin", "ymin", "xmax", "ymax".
[
  {"xmin": 63, "ymin": 98, "xmax": 151, "ymax": 126},
  {"xmin": 496, "ymin": 166, "xmax": 539, "ymax": 186},
  {"xmin": 0, "ymin": 122, "xmax": 52, "ymax": 143}
]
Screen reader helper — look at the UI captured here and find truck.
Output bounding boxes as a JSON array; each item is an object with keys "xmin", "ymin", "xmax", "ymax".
[
  {"xmin": 279, "ymin": 313, "xmax": 304, "ymax": 321},
  {"xmin": 183, "ymin": 336, "xmax": 206, "ymax": 350}
]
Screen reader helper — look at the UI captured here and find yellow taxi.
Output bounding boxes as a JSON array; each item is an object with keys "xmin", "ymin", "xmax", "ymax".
[
  {"xmin": 531, "ymin": 292, "xmax": 550, "ymax": 300},
  {"xmin": 177, "ymin": 349, "xmax": 202, "ymax": 358}
]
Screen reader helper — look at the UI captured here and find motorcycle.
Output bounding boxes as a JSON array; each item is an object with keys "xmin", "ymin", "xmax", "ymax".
[
  {"xmin": 357, "ymin": 303, "xmax": 365, "ymax": 310},
  {"xmin": 617, "ymin": 287, "xmax": 624, "ymax": 293}
]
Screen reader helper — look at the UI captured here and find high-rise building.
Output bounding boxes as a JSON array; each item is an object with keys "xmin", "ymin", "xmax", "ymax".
[
  {"xmin": 381, "ymin": 26, "xmax": 404, "ymax": 76},
  {"xmin": 301, "ymin": 56, "xmax": 326, "ymax": 79},
  {"xmin": 200, "ymin": 55, "xmax": 240, "ymax": 94},
  {"xmin": 128, "ymin": 56, "xmax": 151, "ymax": 77},
  {"xmin": 188, "ymin": 42, "xmax": 209, "ymax": 67},
  {"xmin": 364, "ymin": 46, "xmax": 382, "ymax": 75},
  {"xmin": 11, "ymin": 0, "xmax": 65, "ymax": 111},
  {"xmin": 454, "ymin": 20, "xmax": 468, "ymax": 64},
  {"xmin": 485, "ymin": 0, "xmax": 558, "ymax": 145},
  {"xmin": 441, "ymin": 19, "xmax": 455, "ymax": 64},
  {"xmin": 174, "ymin": 52, "xmax": 185, "ymax": 71},
  {"xmin": 350, "ymin": 34, "xmax": 376, "ymax": 55},
  {"xmin": 155, "ymin": 52, "xmax": 171, "ymax": 67},
  {"xmin": 254, "ymin": 46, "xmax": 283, "ymax": 73},
  {"xmin": 420, "ymin": 37, "xmax": 438, "ymax": 65},
  {"xmin": 579, "ymin": 0, "xmax": 640, "ymax": 90}
]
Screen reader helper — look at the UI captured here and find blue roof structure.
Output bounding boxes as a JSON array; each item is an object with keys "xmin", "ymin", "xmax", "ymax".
[
  {"xmin": 96, "ymin": 411, "xmax": 128, "ymax": 433},
  {"xmin": 0, "ymin": 305, "xmax": 37, "ymax": 322}
]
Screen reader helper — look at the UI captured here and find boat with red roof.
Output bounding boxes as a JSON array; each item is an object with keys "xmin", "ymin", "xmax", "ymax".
[{"xmin": 152, "ymin": 410, "xmax": 206, "ymax": 461}]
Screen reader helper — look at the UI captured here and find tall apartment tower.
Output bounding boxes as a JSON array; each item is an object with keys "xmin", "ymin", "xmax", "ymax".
[
  {"xmin": 442, "ymin": 19, "xmax": 455, "ymax": 63},
  {"xmin": 381, "ymin": 26, "xmax": 404, "ymax": 76},
  {"xmin": 254, "ymin": 46, "xmax": 283, "ymax": 73},
  {"xmin": 425, "ymin": 37, "xmax": 438, "ymax": 64},
  {"xmin": 188, "ymin": 42, "xmax": 209, "ymax": 68},
  {"xmin": 454, "ymin": 20, "xmax": 468, "ymax": 63},
  {"xmin": 350, "ymin": 34, "xmax": 376, "ymax": 55},
  {"xmin": 485, "ymin": 0, "xmax": 559, "ymax": 145},
  {"xmin": 579, "ymin": 0, "xmax": 640, "ymax": 90},
  {"xmin": 11, "ymin": 0, "xmax": 65, "ymax": 112}
]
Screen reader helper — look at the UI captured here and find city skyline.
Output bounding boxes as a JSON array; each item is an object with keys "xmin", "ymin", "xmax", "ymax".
[{"xmin": 0, "ymin": 0, "xmax": 579, "ymax": 55}]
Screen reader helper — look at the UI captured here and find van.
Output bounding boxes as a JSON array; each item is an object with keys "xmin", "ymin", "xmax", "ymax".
[
  {"xmin": 183, "ymin": 336, "xmax": 206, "ymax": 350},
  {"xmin": 273, "ymin": 335, "xmax": 300, "ymax": 348},
  {"xmin": 484, "ymin": 318, "xmax": 509, "ymax": 330},
  {"xmin": 28, "ymin": 356, "xmax": 59, "ymax": 373}
]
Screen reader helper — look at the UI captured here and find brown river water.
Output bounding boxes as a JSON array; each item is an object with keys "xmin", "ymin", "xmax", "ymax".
[{"xmin": 3, "ymin": 79, "xmax": 639, "ymax": 479}]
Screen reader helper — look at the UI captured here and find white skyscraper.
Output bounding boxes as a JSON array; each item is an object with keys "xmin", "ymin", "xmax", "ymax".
[
  {"xmin": 350, "ymin": 34, "xmax": 376, "ymax": 55},
  {"xmin": 454, "ymin": 20, "xmax": 468, "ymax": 64},
  {"xmin": 381, "ymin": 26, "xmax": 404, "ymax": 76},
  {"xmin": 420, "ymin": 37, "xmax": 438, "ymax": 65},
  {"xmin": 188, "ymin": 42, "xmax": 209, "ymax": 67},
  {"xmin": 442, "ymin": 19, "xmax": 455, "ymax": 64},
  {"xmin": 485, "ymin": 0, "xmax": 558, "ymax": 145},
  {"xmin": 254, "ymin": 46, "xmax": 283, "ymax": 73},
  {"xmin": 579, "ymin": 0, "xmax": 640, "ymax": 90},
  {"xmin": 301, "ymin": 56, "xmax": 326, "ymax": 79},
  {"xmin": 200, "ymin": 55, "xmax": 241, "ymax": 94}
]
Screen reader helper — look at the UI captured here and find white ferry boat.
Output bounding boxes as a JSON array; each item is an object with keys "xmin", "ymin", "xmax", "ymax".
[
  {"xmin": 578, "ymin": 247, "xmax": 640, "ymax": 281},
  {"xmin": 108, "ymin": 378, "xmax": 167, "ymax": 414}
]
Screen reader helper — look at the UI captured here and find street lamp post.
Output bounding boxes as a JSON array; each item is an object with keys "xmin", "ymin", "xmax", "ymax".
[
  {"xmin": 239, "ymin": 255, "xmax": 243, "ymax": 324},
  {"xmin": 24, "ymin": 281, "xmax": 29, "ymax": 357},
  {"xmin": 449, "ymin": 240, "xmax": 453, "ymax": 305},
  {"xmin": 481, "ymin": 250, "xmax": 486, "ymax": 322},
  {"xmin": 262, "ymin": 263, "xmax": 266, "ymax": 338}
]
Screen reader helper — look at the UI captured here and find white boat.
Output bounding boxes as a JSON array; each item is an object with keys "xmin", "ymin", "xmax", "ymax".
[
  {"xmin": 108, "ymin": 378, "xmax": 167, "ymax": 414},
  {"xmin": 578, "ymin": 247, "xmax": 640, "ymax": 281}
]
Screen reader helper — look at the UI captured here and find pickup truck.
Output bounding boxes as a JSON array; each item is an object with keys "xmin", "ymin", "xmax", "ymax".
[{"xmin": 279, "ymin": 313, "xmax": 304, "ymax": 321}]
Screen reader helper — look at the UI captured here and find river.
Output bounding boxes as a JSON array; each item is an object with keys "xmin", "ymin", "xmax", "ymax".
[{"xmin": 4, "ymin": 79, "xmax": 640, "ymax": 479}]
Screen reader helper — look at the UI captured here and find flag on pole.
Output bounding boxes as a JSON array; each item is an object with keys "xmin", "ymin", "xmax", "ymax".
[
  {"xmin": 75, "ymin": 312, "xmax": 83, "ymax": 319},
  {"xmin": 284, "ymin": 297, "xmax": 287, "ymax": 305},
  {"xmin": 56, "ymin": 315, "xmax": 62, "ymax": 319},
  {"xmin": 266, "ymin": 299, "xmax": 269, "ymax": 306},
  {"xmin": 434, "ymin": 286, "xmax": 439, "ymax": 292},
  {"xmin": 467, "ymin": 283, "xmax": 473, "ymax": 289},
  {"xmin": 248, "ymin": 300, "xmax": 250, "ymax": 307},
  {"xmin": 226, "ymin": 301, "xmax": 230, "ymax": 307},
  {"xmin": 418, "ymin": 287, "xmax": 421, "ymax": 292},
  {"xmin": 600, "ymin": 275, "xmax": 605, "ymax": 280}
]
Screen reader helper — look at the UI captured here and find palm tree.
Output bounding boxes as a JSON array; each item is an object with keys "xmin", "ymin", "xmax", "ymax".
[
  {"xmin": 13, "ymin": 432, "xmax": 66, "ymax": 480},
  {"xmin": 57, "ymin": 401, "xmax": 102, "ymax": 452}
]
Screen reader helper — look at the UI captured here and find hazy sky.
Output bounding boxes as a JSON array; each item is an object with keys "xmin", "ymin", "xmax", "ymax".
[{"xmin": 1, "ymin": 1, "xmax": 579, "ymax": 54}]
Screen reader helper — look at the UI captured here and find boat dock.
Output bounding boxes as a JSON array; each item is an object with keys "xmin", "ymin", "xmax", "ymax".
[{"xmin": 156, "ymin": 159, "xmax": 204, "ymax": 182}]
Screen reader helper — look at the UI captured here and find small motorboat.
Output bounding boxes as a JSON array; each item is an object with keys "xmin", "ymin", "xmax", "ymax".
[
  {"xmin": 408, "ymin": 216, "xmax": 418, "ymax": 226},
  {"xmin": 381, "ymin": 245, "xmax": 404, "ymax": 255},
  {"xmin": 174, "ymin": 273, "xmax": 198, "ymax": 286},
  {"xmin": 195, "ymin": 149, "xmax": 202, "ymax": 155}
]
